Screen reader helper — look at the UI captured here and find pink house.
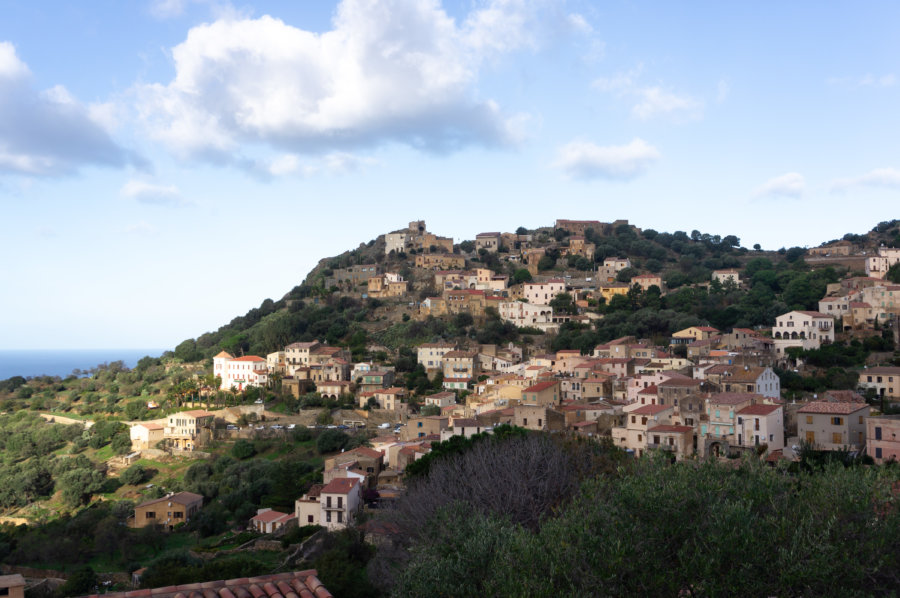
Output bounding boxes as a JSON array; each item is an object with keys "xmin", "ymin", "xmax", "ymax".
[{"xmin": 867, "ymin": 415, "xmax": 900, "ymax": 464}]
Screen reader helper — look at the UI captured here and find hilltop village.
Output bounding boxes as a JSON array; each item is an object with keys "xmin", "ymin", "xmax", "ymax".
[{"xmin": 2, "ymin": 218, "xmax": 900, "ymax": 597}]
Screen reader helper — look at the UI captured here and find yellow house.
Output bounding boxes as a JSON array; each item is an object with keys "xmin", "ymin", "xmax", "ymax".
[{"xmin": 596, "ymin": 283, "xmax": 630, "ymax": 303}]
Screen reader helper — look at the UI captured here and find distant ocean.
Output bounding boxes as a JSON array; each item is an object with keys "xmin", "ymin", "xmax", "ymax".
[{"xmin": 0, "ymin": 349, "xmax": 167, "ymax": 380}]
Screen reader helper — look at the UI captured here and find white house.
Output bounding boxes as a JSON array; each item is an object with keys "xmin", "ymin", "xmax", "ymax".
[
  {"xmin": 523, "ymin": 280, "xmax": 566, "ymax": 305},
  {"xmin": 319, "ymin": 477, "xmax": 362, "ymax": 530},
  {"xmin": 498, "ymin": 301, "xmax": 554, "ymax": 329},
  {"xmin": 771, "ymin": 311, "xmax": 835, "ymax": 356},
  {"xmin": 214, "ymin": 352, "xmax": 269, "ymax": 391},
  {"xmin": 736, "ymin": 403, "xmax": 784, "ymax": 451}
]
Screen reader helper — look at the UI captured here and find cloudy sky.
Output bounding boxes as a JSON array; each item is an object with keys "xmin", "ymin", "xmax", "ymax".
[{"xmin": 1, "ymin": 0, "xmax": 898, "ymax": 350}]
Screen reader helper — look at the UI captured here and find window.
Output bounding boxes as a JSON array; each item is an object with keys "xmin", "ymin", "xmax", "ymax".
[
  {"xmin": 337, "ymin": 511, "xmax": 343, "ymax": 523},
  {"xmin": 174, "ymin": 512, "xmax": 183, "ymax": 519},
  {"xmin": 875, "ymin": 426, "xmax": 882, "ymax": 440},
  {"xmin": 832, "ymin": 417, "xmax": 843, "ymax": 426},
  {"xmin": 308, "ymin": 515, "xmax": 314, "ymax": 523},
  {"xmin": 145, "ymin": 512, "xmax": 156, "ymax": 519},
  {"xmin": 638, "ymin": 434, "xmax": 642, "ymax": 442},
  {"xmin": 631, "ymin": 416, "xmax": 635, "ymax": 424},
  {"xmin": 876, "ymin": 447, "xmax": 883, "ymax": 459},
  {"xmin": 806, "ymin": 416, "xmax": 813, "ymax": 424},
  {"xmin": 326, "ymin": 496, "xmax": 332, "ymax": 508},
  {"xmin": 653, "ymin": 435, "xmax": 660, "ymax": 444},
  {"xmin": 326, "ymin": 512, "xmax": 332, "ymax": 523}
]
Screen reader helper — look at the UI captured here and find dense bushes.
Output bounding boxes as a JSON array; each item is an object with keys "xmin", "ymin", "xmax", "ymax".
[{"xmin": 390, "ymin": 456, "xmax": 900, "ymax": 597}]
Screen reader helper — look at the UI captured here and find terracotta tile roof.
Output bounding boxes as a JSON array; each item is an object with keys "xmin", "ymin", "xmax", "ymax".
[
  {"xmin": 631, "ymin": 404, "xmax": 671, "ymax": 415},
  {"xmin": 345, "ymin": 447, "xmax": 384, "ymax": 459},
  {"xmin": 443, "ymin": 350, "xmax": 476, "ymax": 358},
  {"xmin": 251, "ymin": 509, "xmax": 293, "ymax": 523},
  {"xmin": 638, "ymin": 384, "xmax": 659, "ymax": 395},
  {"xmin": 321, "ymin": 477, "xmax": 360, "ymax": 495},
  {"xmin": 232, "ymin": 355, "xmax": 267, "ymax": 362},
  {"xmin": 737, "ymin": 404, "xmax": 781, "ymax": 416},
  {"xmin": 794, "ymin": 310, "xmax": 833, "ymax": 318},
  {"xmin": 135, "ymin": 492, "xmax": 203, "ymax": 510},
  {"xmin": 304, "ymin": 484, "xmax": 325, "ymax": 499},
  {"xmin": 79, "ymin": 570, "xmax": 332, "ymax": 598},
  {"xmin": 453, "ymin": 418, "xmax": 479, "ymax": 428},
  {"xmin": 524, "ymin": 380, "xmax": 559, "ymax": 393},
  {"xmin": 798, "ymin": 401, "xmax": 870, "ymax": 415},
  {"xmin": 286, "ymin": 341, "xmax": 321, "ymax": 349},
  {"xmin": 375, "ymin": 387, "xmax": 407, "ymax": 395},
  {"xmin": 133, "ymin": 423, "xmax": 164, "ymax": 430},
  {"xmin": 214, "ymin": 351, "xmax": 233, "ymax": 359},
  {"xmin": 647, "ymin": 425, "xmax": 693, "ymax": 433},
  {"xmin": 863, "ymin": 366, "xmax": 900, "ymax": 375},
  {"xmin": 659, "ymin": 378, "xmax": 702, "ymax": 387}
]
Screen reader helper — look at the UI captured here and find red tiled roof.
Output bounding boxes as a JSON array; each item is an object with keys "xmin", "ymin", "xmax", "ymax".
[
  {"xmin": 232, "ymin": 355, "xmax": 266, "ymax": 362},
  {"xmin": 737, "ymin": 404, "xmax": 781, "ymax": 416},
  {"xmin": 134, "ymin": 423, "xmax": 164, "ymax": 430},
  {"xmin": 251, "ymin": 509, "xmax": 293, "ymax": 523},
  {"xmin": 214, "ymin": 351, "xmax": 233, "ymax": 359},
  {"xmin": 345, "ymin": 447, "xmax": 384, "ymax": 459},
  {"xmin": 638, "ymin": 384, "xmax": 659, "ymax": 395},
  {"xmin": 647, "ymin": 425, "xmax": 693, "ymax": 433},
  {"xmin": 659, "ymin": 378, "xmax": 702, "ymax": 387},
  {"xmin": 798, "ymin": 401, "xmax": 870, "ymax": 415},
  {"xmin": 321, "ymin": 477, "xmax": 360, "ymax": 495},
  {"xmin": 79, "ymin": 571, "xmax": 332, "ymax": 598},
  {"xmin": 524, "ymin": 380, "xmax": 559, "ymax": 393},
  {"xmin": 632, "ymin": 404, "xmax": 671, "ymax": 415},
  {"xmin": 135, "ymin": 492, "xmax": 203, "ymax": 509},
  {"xmin": 863, "ymin": 366, "xmax": 900, "ymax": 375}
]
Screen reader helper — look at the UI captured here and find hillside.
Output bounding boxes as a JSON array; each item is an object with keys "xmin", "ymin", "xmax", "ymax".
[{"xmin": 167, "ymin": 217, "xmax": 900, "ymax": 363}]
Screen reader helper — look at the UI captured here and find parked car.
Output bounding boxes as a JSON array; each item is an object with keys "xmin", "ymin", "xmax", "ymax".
[{"xmin": 287, "ymin": 424, "xmax": 296, "ymax": 430}]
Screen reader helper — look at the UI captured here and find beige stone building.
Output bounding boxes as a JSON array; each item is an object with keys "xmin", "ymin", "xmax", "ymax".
[
  {"xmin": 164, "ymin": 410, "xmax": 214, "ymax": 450},
  {"xmin": 859, "ymin": 366, "xmax": 900, "ymax": 399},
  {"xmin": 798, "ymin": 401, "xmax": 869, "ymax": 450},
  {"xmin": 130, "ymin": 422, "xmax": 165, "ymax": 451},
  {"xmin": 132, "ymin": 492, "xmax": 203, "ymax": 531}
]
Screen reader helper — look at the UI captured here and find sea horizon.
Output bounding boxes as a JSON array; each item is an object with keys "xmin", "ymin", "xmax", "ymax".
[{"xmin": 0, "ymin": 349, "xmax": 168, "ymax": 380}]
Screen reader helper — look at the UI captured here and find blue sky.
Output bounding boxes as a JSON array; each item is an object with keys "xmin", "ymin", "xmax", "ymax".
[{"xmin": 1, "ymin": 0, "xmax": 898, "ymax": 350}]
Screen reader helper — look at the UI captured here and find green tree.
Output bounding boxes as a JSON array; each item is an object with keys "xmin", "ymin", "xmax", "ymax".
[
  {"xmin": 120, "ymin": 464, "xmax": 147, "ymax": 486},
  {"xmin": 513, "ymin": 268, "xmax": 533, "ymax": 284},
  {"xmin": 316, "ymin": 429, "xmax": 349, "ymax": 454}
]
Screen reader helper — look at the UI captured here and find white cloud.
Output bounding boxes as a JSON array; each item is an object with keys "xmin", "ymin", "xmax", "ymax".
[
  {"xmin": 123, "ymin": 220, "xmax": 157, "ymax": 235},
  {"xmin": 593, "ymin": 66, "xmax": 703, "ymax": 121},
  {"xmin": 716, "ymin": 79, "xmax": 730, "ymax": 103},
  {"xmin": 830, "ymin": 168, "xmax": 900, "ymax": 193},
  {"xmin": 136, "ymin": 0, "xmax": 561, "ymax": 163},
  {"xmin": 553, "ymin": 138, "xmax": 660, "ymax": 180},
  {"xmin": 632, "ymin": 87, "xmax": 703, "ymax": 121},
  {"xmin": 120, "ymin": 179, "xmax": 186, "ymax": 206},
  {"xmin": 827, "ymin": 73, "xmax": 897, "ymax": 89},
  {"xmin": 0, "ymin": 41, "xmax": 29, "ymax": 78},
  {"xmin": 148, "ymin": 0, "xmax": 188, "ymax": 19},
  {"xmin": 260, "ymin": 151, "xmax": 378, "ymax": 178},
  {"xmin": 0, "ymin": 41, "xmax": 140, "ymax": 177},
  {"xmin": 754, "ymin": 172, "xmax": 805, "ymax": 198}
]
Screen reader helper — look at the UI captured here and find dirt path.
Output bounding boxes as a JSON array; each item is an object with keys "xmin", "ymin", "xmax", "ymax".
[{"xmin": 39, "ymin": 413, "xmax": 93, "ymax": 429}]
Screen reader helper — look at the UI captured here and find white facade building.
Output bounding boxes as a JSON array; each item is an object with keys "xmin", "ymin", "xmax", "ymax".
[
  {"xmin": 771, "ymin": 311, "xmax": 835, "ymax": 356},
  {"xmin": 523, "ymin": 280, "xmax": 566, "ymax": 305},
  {"xmin": 213, "ymin": 352, "xmax": 269, "ymax": 391}
]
